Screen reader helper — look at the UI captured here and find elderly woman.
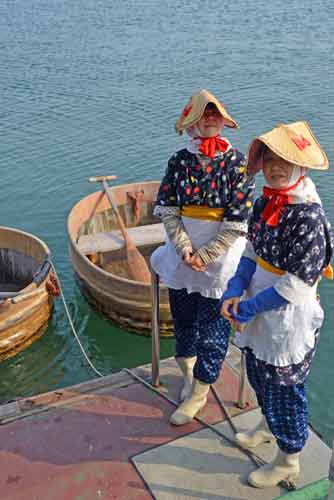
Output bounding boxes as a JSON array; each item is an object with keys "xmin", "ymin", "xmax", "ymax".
[
  {"xmin": 150, "ymin": 89, "xmax": 255, "ymax": 425},
  {"xmin": 221, "ymin": 121, "xmax": 334, "ymax": 488}
]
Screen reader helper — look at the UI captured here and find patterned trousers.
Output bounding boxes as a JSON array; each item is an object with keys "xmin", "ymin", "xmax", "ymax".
[
  {"xmin": 246, "ymin": 350, "xmax": 309, "ymax": 453},
  {"xmin": 168, "ymin": 288, "xmax": 231, "ymax": 384}
]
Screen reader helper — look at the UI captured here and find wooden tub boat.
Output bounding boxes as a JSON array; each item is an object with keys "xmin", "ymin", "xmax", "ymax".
[
  {"xmin": 0, "ymin": 227, "xmax": 54, "ymax": 361},
  {"xmin": 67, "ymin": 181, "xmax": 173, "ymax": 336}
]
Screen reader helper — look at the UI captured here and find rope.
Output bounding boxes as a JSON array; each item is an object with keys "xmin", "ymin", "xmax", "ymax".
[{"xmin": 50, "ymin": 262, "xmax": 105, "ymax": 378}]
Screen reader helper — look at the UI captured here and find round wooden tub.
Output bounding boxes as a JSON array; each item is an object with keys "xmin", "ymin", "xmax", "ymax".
[
  {"xmin": 0, "ymin": 227, "xmax": 53, "ymax": 361},
  {"xmin": 67, "ymin": 181, "xmax": 173, "ymax": 336}
]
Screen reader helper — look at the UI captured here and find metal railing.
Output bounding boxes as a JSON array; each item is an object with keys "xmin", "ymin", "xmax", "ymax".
[
  {"xmin": 329, "ymin": 439, "xmax": 334, "ymax": 499},
  {"xmin": 150, "ymin": 269, "xmax": 248, "ymax": 406},
  {"xmin": 150, "ymin": 269, "xmax": 161, "ymax": 387}
]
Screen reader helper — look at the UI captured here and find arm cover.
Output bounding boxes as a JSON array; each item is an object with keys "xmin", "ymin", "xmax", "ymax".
[
  {"xmin": 195, "ymin": 220, "xmax": 247, "ymax": 265},
  {"xmin": 153, "ymin": 205, "xmax": 193, "ymax": 257},
  {"xmin": 221, "ymin": 256, "xmax": 256, "ymax": 301},
  {"xmin": 230, "ymin": 286, "xmax": 288, "ymax": 323}
]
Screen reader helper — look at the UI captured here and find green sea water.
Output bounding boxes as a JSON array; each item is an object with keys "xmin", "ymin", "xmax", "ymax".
[{"xmin": 0, "ymin": 0, "xmax": 333, "ymax": 446}]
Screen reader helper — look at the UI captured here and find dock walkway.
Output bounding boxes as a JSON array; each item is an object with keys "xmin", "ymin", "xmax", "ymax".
[{"xmin": 0, "ymin": 346, "xmax": 330, "ymax": 499}]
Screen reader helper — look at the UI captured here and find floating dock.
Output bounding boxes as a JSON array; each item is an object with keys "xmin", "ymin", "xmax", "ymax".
[{"xmin": 0, "ymin": 345, "xmax": 331, "ymax": 499}]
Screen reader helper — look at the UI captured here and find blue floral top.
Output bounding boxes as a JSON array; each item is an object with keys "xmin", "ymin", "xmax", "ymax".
[
  {"xmin": 246, "ymin": 197, "xmax": 334, "ymax": 384},
  {"xmin": 156, "ymin": 148, "xmax": 255, "ymax": 222},
  {"xmin": 248, "ymin": 198, "xmax": 334, "ymax": 286}
]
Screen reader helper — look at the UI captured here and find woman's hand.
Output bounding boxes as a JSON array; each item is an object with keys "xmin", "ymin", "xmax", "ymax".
[
  {"xmin": 182, "ymin": 250, "xmax": 206, "ymax": 271},
  {"xmin": 221, "ymin": 297, "xmax": 245, "ymax": 332},
  {"xmin": 230, "ymin": 319, "xmax": 245, "ymax": 332},
  {"xmin": 220, "ymin": 297, "xmax": 240, "ymax": 320},
  {"xmin": 182, "ymin": 251, "xmax": 193, "ymax": 266},
  {"xmin": 189, "ymin": 254, "xmax": 206, "ymax": 272}
]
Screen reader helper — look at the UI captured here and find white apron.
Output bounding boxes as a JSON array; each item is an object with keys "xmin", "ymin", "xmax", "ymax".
[
  {"xmin": 150, "ymin": 217, "xmax": 246, "ymax": 299},
  {"xmin": 236, "ymin": 263, "xmax": 324, "ymax": 366}
]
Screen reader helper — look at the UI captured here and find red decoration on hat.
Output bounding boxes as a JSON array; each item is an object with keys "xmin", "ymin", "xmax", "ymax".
[
  {"xmin": 182, "ymin": 104, "xmax": 192, "ymax": 117},
  {"xmin": 291, "ymin": 135, "xmax": 311, "ymax": 151}
]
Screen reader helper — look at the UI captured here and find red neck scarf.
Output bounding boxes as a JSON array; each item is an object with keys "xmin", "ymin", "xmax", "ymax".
[
  {"xmin": 198, "ymin": 136, "xmax": 230, "ymax": 158},
  {"xmin": 261, "ymin": 176, "xmax": 304, "ymax": 226}
]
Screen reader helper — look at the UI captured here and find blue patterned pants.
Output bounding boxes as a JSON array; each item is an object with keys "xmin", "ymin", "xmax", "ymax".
[
  {"xmin": 246, "ymin": 350, "xmax": 309, "ymax": 454},
  {"xmin": 168, "ymin": 288, "xmax": 231, "ymax": 384}
]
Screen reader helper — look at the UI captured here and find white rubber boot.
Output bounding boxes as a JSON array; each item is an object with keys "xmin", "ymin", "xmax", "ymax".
[
  {"xmin": 248, "ymin": 449, "xmax": 300, "ymax": 488},
  {"xmin": 235, "ymin": 415, "xmax": 275, "ymax": 449},
  {"xmin": 175, "ymin": 356, "xmax": 197, "ymax": 402},
  {"xmin": 170, "ymin": 379, "xmax": 210, "ymax": 426}
]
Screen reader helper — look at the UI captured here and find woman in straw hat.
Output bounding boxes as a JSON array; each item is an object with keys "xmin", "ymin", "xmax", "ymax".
[
  {"xmin": 221, "ymin": 121, "xmax": 334, "ymax": 488},
  {"xmin": 150, "ymin": 89, "xmax": 255, "ymax": 425}
]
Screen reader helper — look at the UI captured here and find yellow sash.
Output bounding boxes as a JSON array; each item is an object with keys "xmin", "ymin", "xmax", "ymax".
[
  {"xmin": 181, "ymin": 205, "xmax": 224, "ymax": 221},
  {"xmin": 257, "ymin": 257, "xmax": 285, "ymax": 275},
  {"xmin": 257, "ymin": 256, "xmax": 333, "ymax": 280}
]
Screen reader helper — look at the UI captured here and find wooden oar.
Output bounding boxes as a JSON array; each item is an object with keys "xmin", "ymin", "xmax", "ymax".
[{"xmin": 89, "ymin": 175, "xmax": 151, "ymax": 284}]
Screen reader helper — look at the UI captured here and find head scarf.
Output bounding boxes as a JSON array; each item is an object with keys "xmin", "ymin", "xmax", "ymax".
[
  {"xmin": 185, "ymin": 124, "xmax": 232, "ymax": 158},
  {"xmin": 262, "ymin": 165, "xmax": 321, "ymax": 226}
]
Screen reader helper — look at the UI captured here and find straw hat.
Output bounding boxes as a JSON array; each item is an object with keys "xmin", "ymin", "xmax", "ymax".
[
  {"xmin": 175, "ymin": 89, "xmax": 239, "ymax": 134},
  {"xmin": 247, "ymin": 121, "xmax": 329, "ymax": 176}
]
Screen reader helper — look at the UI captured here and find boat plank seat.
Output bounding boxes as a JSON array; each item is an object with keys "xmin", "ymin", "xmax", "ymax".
[{"xmin": 77, "ymin": 223, "xmax": 166, "ymax": 255}]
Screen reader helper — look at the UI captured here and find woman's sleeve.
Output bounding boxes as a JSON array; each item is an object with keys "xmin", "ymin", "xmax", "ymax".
[
  {"xmin": 284, "ymin": 215, "xmax": 331, "ymax": 286},
  {"xmin": 154, "ymin": 155, "xmax": 193, "ymax": 256},
  {"xmin": 224, "ymin": 151, "xmax": 255, "ymax": 226},
  {"xmin": 155, "ymin": 155, "xmax": 179, "ymax": 207},
  {"xmin": 273, "ymin": 217, "xmax": 328, "ymax": 304}
]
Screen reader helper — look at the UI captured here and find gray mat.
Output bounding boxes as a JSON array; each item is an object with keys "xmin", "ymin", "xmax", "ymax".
[{"xmin": 133, "ymin": 408, "xmax": 331, "ymax": 500}]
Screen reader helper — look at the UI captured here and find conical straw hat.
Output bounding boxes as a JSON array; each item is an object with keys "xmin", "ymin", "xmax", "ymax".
[
  {"xmin": 175, "ymin": 89, "xmax": 239, "ymax": 134},
  {"xmin": 247, "ymin": 121, "xmax": 328, "ymax": 176}
]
